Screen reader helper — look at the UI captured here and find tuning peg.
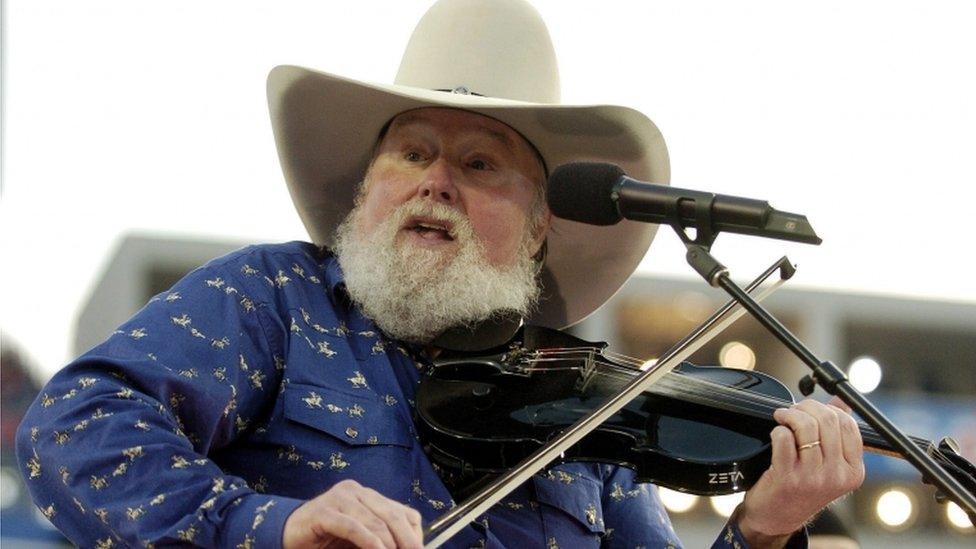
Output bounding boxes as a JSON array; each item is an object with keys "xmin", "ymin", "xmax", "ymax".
[
  {"xmin": 798, "ymin": 374, "xmax": 816, "ymax": 396},
  {"xmin": 938, "ymin": 437, "xmax": 960, "ymax": 454}
]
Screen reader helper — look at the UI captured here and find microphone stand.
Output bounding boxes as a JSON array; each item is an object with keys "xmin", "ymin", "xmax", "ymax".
[{"xmin": 675, "ymin": 220, "xmax": 976, "ymax": 521}]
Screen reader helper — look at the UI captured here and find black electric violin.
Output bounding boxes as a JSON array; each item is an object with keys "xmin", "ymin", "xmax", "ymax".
[{"xmin": 417, "ymin": 324, "xmax": 976, "ymax": 497}]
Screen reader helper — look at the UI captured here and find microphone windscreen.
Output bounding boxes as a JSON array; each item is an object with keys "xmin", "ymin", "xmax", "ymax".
[{"xmin": 547, "ymin": 162, "xmax": 625, "ymax": 225}]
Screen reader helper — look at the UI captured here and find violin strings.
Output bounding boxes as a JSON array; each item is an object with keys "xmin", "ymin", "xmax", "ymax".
[
  {"xmin": 521, "ymin": 349, "xmax": 925, "ymax": 443},
  {"xmin": 514, "ymin": 351, "xmax": 933, "ymax": 450},
  {"xmin": 534, "ymin": 347, "xmax": 646, "ymax": 368},
  {"xmin": 591, "ymin": 365, "xmax": 794, "ymax": 419},
  {"xmin": 562, "ymin": 360, "xmax": 933, "ymax": 450},
  {"xmin": 529, "ymin": 351, "xmax": 810, "ymax": 420},
  {"xmin": 523, "ymin": 351, "xmax": 798, "ymax": 415}
]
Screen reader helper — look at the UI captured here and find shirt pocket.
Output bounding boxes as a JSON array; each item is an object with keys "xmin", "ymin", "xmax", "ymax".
[
  {"xmin": 283, "ymin": 381, "xmax": 413, "ymax": 448},
  {"xmin": 532, "ymin": 469, "xmax": 606, "ymax": 537}
]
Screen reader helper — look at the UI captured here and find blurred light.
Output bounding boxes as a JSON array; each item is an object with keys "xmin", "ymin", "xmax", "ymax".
[
  {"xmin": 673, "ymin": 291, "xmax": 713, "ymax": 322},
  {"xmin": 946, "ymin": 501, "xmax": 975, "ymax": 532},
  {"xmin": 709, "ymin": 492, "xmax": 745, "ymax": 518},
  {"xmin": 875, "ymin": 487, "xmax": 916, "ymax": 529},
  {"xmin": 658, "ymin": 487, "xmax": 699, "ymax": 513},
  {"xmin": 0, "ymin": 468, "xmax": 20, "ymax": 509},
  {"xmin": 640, "ymin": 358, "xmax": 658, "ymax": 371},
  {"xmin": 848, "ymin": 356, "xmax": 882, "ymax": 393},
  {"xmin": 719, "ymin": 341, "xmax": 756, "ymax": 370}
]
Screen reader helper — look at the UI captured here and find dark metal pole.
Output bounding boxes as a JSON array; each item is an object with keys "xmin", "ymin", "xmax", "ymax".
[{"xmin": 687, "ymin": 243, "xmax": 976, "ymax": 518}]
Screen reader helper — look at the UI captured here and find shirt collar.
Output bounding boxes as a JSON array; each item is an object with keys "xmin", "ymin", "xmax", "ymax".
[{"xmin": 320, "ymin": 248, "xmax": 352, "ymax": 307}]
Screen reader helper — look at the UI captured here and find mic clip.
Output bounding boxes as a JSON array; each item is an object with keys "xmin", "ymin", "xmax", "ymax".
[
  {"xmin": 670, "ymin": 192, "xmax": 730, "ymax": 287},
  {"xmin": 670, "ymin": 190, "xmax": 719, "ymax": 249}
]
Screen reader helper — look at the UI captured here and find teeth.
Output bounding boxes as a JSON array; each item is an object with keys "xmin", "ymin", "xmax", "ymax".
[{"xmin": 410, "ymin": 220, "xmax": 453, "ymax": 240}]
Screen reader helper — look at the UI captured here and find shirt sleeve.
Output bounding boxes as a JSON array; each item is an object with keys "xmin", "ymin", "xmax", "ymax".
[
  {"xmin": 714, "ymin": 518, "xmax": 808, "ymax": 549},
  {"xmin": 599, "ymin": 467, "xmax": 808, "ymax": 549},
  {"xmin": 15, "ymin": 254, "xmax": 304, "ymax": 548},
  {"xmin": 600, "ymin": 466, "xmax": 683, "ymax": 548}
]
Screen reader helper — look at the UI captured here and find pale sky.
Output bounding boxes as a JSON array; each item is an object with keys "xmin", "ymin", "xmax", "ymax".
[{"xmin": 2, "ymin": 1, "xmax": 975, "ymax": 379}]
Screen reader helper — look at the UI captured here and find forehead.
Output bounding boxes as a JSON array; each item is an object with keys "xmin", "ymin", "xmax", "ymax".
[{"xmin": 384, "ymin": 108, "xmax": 524, "ymax": 153}]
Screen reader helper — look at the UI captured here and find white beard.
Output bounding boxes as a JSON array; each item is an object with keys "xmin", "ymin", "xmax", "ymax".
[{"xmin": 333, "ymin": 200, "xmax": 541, "ymax": 344}]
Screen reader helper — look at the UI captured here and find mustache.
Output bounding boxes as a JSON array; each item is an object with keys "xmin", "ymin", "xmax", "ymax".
[{"xmin": 387, "ymin": 201, "xmax": 477, "ymax": 244}]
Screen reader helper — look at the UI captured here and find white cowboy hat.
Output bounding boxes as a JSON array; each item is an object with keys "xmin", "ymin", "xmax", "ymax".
[{"xmin": 267, "ymin": 0, "xmax": 669, "ymax": 329}]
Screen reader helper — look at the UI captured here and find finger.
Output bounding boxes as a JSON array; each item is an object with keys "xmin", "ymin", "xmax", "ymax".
[
  {"xmin": 795, "ymin": 399, "xmax": 842, "ymax": 465},
  {"xmin": 405, "ymin": 505, "xmax": 424, "ymax": 544},
  {"xmin": 358, "ymin": 488, "xmax": 424, "ymax": 549},
  {"xmin": 321, "ymin": 509, "xmax": 387, "ymax": 549},
  {"xmin": 774, "ymin": 406, "xmax": 822, "ymax": 467},
  {"xmin": 837, "ymin": 410, "xmax": 864, "ymax": 470},
  {"xmin": 336, "ymin": 496, "xmax": 398, "ymax": 549},
  {"xmin": 825, "ymin": 398, "xmax": 865, "ymax": 470},
  {"xmin": 827, "ymin": 396, "xmax": 853, "ymax": 415},
  {"xmin": 770, "ymin": 424, "xmax": 798, "ymax": 474}
]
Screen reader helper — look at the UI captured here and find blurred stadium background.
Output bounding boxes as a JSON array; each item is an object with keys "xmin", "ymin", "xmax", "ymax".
[{"xmin": 3, "ymin": 1, "xmax": 975, "ymax": 546}]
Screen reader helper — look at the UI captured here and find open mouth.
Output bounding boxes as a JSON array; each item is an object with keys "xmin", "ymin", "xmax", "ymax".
[{"xmin": 404, "ymin": 217, "xmax": 455, "ymax": 241}]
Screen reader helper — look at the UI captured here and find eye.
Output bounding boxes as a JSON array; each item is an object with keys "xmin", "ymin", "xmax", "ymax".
[
  {"xmin": 469, "ymin": 159, "xmax": 493, "ymax": 171},
  {"xmin": 405, "ymin": 151, "xmax": 425, "ymax": 163}
]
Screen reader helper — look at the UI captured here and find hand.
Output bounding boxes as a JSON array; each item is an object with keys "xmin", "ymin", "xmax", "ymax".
[
  {"xmin": 736, "ymin": 398, "xmax": 865, "ymax": 547},
  {"xmin": 283, "ymin": 479, "xmax": 424, "ymax": 549}
]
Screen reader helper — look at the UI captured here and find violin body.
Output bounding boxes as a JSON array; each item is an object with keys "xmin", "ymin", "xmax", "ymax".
[{"xmin": 416, "ymin": 325, "xmax": 794, "ymax": 496}]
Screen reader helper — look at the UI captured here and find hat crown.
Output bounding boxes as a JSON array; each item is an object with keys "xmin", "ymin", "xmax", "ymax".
[{"xmin": 395, "ymin": 0, "xmax": 560, "ymax": 103}]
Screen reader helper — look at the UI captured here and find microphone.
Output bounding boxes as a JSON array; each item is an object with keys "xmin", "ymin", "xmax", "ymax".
[{"xmin": 547, "ymin": 162, "xmax": 821, "ymax": 245}]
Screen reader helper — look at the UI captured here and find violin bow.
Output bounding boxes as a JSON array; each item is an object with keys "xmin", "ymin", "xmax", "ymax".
[{"xmin": 422, "ymin": 256, "xmax": 796, "ymax": 548}]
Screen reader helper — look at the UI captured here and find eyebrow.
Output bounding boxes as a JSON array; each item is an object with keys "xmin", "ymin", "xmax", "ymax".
[{"xmin": 390, "ymin": 113, "xmax": 518, "ymax": 154}]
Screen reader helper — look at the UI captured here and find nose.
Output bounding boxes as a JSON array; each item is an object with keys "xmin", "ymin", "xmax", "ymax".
[{"xmin": 417, "ymin": 159, "xmax": 458, "ymax": 205}]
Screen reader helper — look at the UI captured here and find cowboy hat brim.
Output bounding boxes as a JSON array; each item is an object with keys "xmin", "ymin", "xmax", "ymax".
[{"xmin": 267, "ymin": 64, "xmax": 670, "ymax": 329}]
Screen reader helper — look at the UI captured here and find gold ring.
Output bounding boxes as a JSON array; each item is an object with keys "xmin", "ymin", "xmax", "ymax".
[{"xmin": 797, "ymin": 440, "xmax": 822, "ymax": 451}]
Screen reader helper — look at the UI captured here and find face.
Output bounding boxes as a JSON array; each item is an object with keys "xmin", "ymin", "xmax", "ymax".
[{"xmin": 355, "ymin": 108, "xmax": 549, "ymax": 267}]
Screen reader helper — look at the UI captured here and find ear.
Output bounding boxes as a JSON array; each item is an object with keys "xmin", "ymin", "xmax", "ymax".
[{"xmin": 528, "ymin": 209, "xmax": 552, "ymax": 258}]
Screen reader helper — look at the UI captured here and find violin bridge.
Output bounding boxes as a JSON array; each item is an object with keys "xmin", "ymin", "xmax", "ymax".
[
  {"xmin": 573, "ymin": 349, "xmax": 599, "ymax": 393},
  {"xmin": 500, "ymin": 344, "xmax": 534, "ymax": 376}
]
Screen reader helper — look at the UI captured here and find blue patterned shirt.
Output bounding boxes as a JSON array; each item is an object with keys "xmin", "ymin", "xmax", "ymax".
[{"xmin": 16, "ymin": 241, "xmax": 789, "ymax": 548}]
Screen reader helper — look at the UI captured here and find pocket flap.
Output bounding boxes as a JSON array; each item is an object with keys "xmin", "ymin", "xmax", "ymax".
[
  {"xmin": 284, "ymin": 382, "xmax": 413, "ymax": 448},
  {"xmin": 533, "ymin": 466, "xmax": 605, "ymax": 534}
]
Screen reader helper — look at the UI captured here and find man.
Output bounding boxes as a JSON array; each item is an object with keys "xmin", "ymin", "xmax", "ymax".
[{"xmin": 16, "ymin": 1, "xmax": 863, "ymax": 547}]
